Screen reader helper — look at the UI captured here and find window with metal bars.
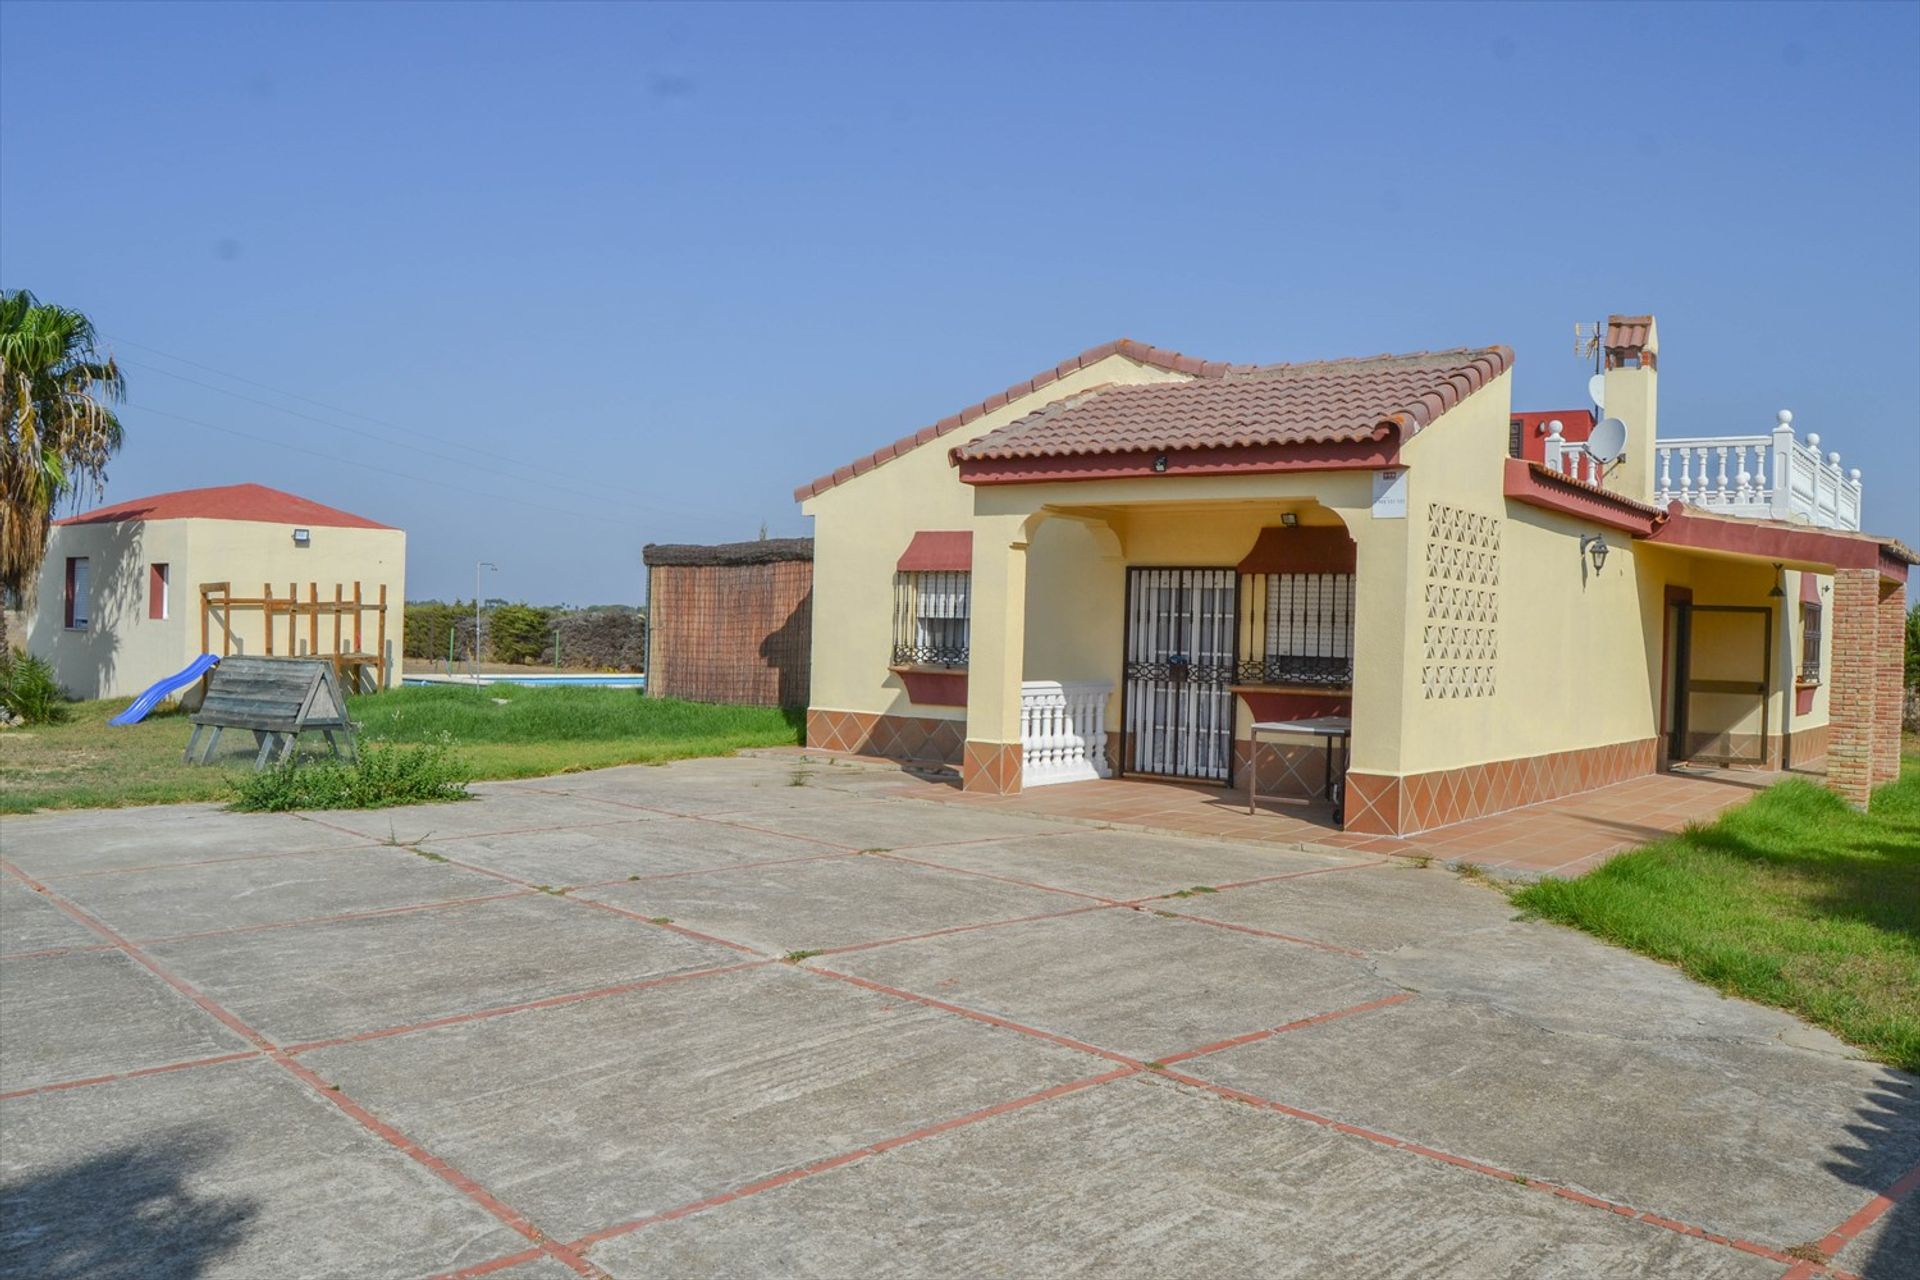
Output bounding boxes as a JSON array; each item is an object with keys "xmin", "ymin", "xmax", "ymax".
[
  {"xmin": 892, "ymin": 571, "xmax": 970, "ymax": 668},
  {"xmin": 1238, "ymin": 572, "xmax": 1354, "ymax": 686},
  {"xmin": 1800, "ymin": 602, "xmax": 1822, "ymax": 683}
]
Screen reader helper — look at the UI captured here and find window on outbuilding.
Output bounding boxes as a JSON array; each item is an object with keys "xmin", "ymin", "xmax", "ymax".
[
  {"xmin": 150, "ymin": 563, "xmax": 170, "ymax": 620},
  {"xmin": 1234, "ymin": 525, "xmax": 1358, "ymax": 687},
  {"xmin": 1800, "ymin": 601, "xmax": 1823, "ymax": 683},
  {"xmin": 65, "ymin": 557, "xmax": 90, "ymax": 630}
]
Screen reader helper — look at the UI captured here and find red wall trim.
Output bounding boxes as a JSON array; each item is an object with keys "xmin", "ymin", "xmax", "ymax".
[
  {"xmin": 897, "ymin": 531, "xmax": 973, "ymax": 573},
  {"xmin": 957, "ymin": 438, "xmax": 1401, "ymax": 486},
  {"xmin": 1501, "ymin": 458, "xmax": 1660, "ymax": 535},
  {"xmin": 1236, "ymin": 526, "xmax": 1356, "ymax": 575},
  {"xmin": 893, "ymin": 668, "xmax": 968, "ymax": 706},
  {"xmin": 1237, "ymin": 689, "xmax": 1350, "ymax": 721},
  {"xmin": 1645, "ymin": 504, "xmax": 1906, "ymax": 581}
]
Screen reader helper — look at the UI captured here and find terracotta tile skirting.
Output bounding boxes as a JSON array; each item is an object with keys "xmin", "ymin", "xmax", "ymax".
[
  {"xmin": 1344, "ymin": 737, "xmax": 1659, "ymax": 836},
  {"xmin": 806, "ymin": 708, "xmax": 965, "ymax": 767},
  {"xmin": 962, "ymin": 740, "xmax": 1022, "ymax": 795}
]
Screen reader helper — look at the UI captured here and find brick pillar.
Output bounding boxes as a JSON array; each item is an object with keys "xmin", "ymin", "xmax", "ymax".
[
  {"xmin": 1875, "ymin": 578, "xmax": 1907, "ymax": 786},
  {"xmin": 1826, "ymin": 568, "xmax": 1880, "ymax": 808}
]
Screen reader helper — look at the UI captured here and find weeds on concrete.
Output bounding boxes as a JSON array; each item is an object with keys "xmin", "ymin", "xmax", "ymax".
[
  {"xmin": 648, "ymin": 917, "xmax": 672, "ymax": 925},
  {"xmin": 782, "ymin": 949, "xmax": 822, "ymax": 963},
  {"xmin": 1166, "ymin": 886, "xmax": 1220, "ymax": 899},
  {"xmin": 231, "ymin": 738, "xmax": 473, "ymax": 813}
]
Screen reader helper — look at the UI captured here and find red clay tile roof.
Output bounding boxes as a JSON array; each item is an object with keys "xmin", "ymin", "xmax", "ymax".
[
  {"xmin": 1606, "ymin": 315, "xmax": 1653, "ymax": 352},
  {"xmin": 952, "ymin": 347, "xmax": 1513, "ymax": 463},
  {"xmin": 793, "ymin": 339, "xmax": 1241, "ymax": 502},
  {"xmin": 55, "ymin": 483, "xmax": 394, "ymax": 530}
]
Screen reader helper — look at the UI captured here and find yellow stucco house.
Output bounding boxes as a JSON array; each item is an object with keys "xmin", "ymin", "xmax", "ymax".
[
  {"xmin": 796, "ymin": 315, "xmax": 1911, "ymax": 835},
  {"xmin": 27, "ymin": 483, "xmax": 406, "ymax": 701}
]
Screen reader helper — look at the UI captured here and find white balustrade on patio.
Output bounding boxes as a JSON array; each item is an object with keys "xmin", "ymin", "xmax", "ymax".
[
  {"xmin": 1539, "ymin": 410, "xmax": 1863, "ymax": 531},
  {"xmin": 1019, "ymin": 680, "xmax": 1114, "ymax": 787}
]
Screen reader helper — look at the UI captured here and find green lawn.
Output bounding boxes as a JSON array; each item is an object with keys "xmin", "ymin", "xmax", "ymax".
[
  {"xmin": 1514, "ymin": 755, "xmax": 1920, "ymax": 1072},
  {"xmin": 0, "ymin": 684, "xmax": 803, "ymax": 814}
]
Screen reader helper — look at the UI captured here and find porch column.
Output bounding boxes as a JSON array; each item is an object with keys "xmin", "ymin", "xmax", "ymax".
[
  {"xmin": 1826, "ymin": 568, "xmax": 1881, "ymax": 808},
  {"xmin": 1875, "ymin": 578, "xmax": 1907, "ymax": 786},
  {"xmin": 962, "ymin": 514, "xmax": 1029, "ymax": 794}
]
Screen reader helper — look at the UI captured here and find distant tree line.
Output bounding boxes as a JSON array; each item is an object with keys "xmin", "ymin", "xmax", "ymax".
[{"xmin": 405, "ymin": 600, "xmax": 646, "ymax": 670}]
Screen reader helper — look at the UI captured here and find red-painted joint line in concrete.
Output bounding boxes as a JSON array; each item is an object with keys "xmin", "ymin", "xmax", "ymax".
[
  {"xmin": 0, "ymin": 1050, "xmax": 263, "ymax": 1101},
  {"xmin": 1, "ymin": 856, "xmax": 274, "ymax": 1051},
  {"xmin": 1156, "ymin": 993, "xmax": 1415, "ymax": 1066},
  {"xmin": 275, "ymin": 1055, "xmax": 608, "ymax": 1279},
  {"xmin": 562, "ymin": 849, "xmax": 860, "ymax": 894},
  {"xmin": 1813, "ymin": 1156, "xmax": 1920, "ymax": 1266},
  {"xmin": 430, "ymin": 1246, "xmax": 549, "ymax": 1280},
  {"xmin": 1147, "ymin": 909, "xmax": 1367, "ymax": 958},
  {"xmin": 292, "ymin": 823, "xmax": 771, "ymax": 959},
  {"xmin": 0, "ymin": 856, "xmax": 606, "ymax": 1279},
  {"xmin": 810, "ymin": 903, "xmax": 1119, "ymax": 960},
  {"xmin": 562, "ymin": 1067, "xmax": 1141, "ymax": 1255},
  {"xmin": 566, "ymin": 894, "xmax": 766, "ymax": 955},
  {"xmin": 280, "ymin": 959, "xmax": 771, "ymax": 1055},
  {"xmin": 11, "ymin": 841, "xmax": 387, "ymax": 881},
  {"xmin": 879, "ymin": 826, "xmax": 1088, "ymax": 856},
  {"xmin": 805, "ymin": 966, "xmax": 1144, "ymax": 1068},
  {"xmin": 422, "ymin": 815, "xmax": 659, "ymax": 845},
  {"xmin": 1155, "ymin": 857, "xmax": 1391, "ymax": 897},
  {"xmin": 1154, "ymin": 1066, "xmax": 1808, "ymax": 1271},
  {"xmin": 867, "ymin": 850, "xmax": 1127, "ymax": 905},
  {"xmin": 130, "ymin": 890, "xmax": 534, "ymax": 948}
]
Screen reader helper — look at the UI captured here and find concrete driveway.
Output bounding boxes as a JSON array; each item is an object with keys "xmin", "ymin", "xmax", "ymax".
[{"xmin": 2, "ymin": 754, "xmax": 1915, "ymax": 1280}]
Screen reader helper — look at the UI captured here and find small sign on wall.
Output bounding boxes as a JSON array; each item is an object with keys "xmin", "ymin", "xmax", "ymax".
[{"xmin": 1371, "ymin": 468, "xmax": 1408, "ymax": 519}]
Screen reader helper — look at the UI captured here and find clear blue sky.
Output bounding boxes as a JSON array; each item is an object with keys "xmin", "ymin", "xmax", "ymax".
[{"xmin": 3, "ymin": 1, "xmax": 1915, "ymax": 603}]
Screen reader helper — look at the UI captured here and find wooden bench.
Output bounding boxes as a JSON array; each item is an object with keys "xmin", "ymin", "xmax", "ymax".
[{"xmin": 184, "ymin": 656, "xmax": 360, "ymax": 770}]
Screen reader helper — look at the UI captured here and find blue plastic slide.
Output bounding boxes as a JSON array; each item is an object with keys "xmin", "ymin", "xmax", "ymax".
[{"xmin": 109, "ymin": 654, "xmax": 221, "ymax": 726}]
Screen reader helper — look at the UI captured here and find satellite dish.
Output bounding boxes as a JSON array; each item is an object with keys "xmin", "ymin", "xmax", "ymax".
[
  {"xmin": 1587, "ymin": 373, "xmax": 1606, "ymax": 411},
  {"xmin": 1586, "ymin": 417, "xmax": 1628, "ymax": 462}
]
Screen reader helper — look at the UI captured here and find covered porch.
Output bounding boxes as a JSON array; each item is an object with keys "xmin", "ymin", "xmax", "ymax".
[{"xmin": 957, "ymin": 472, "xmax": 1398, "ymax": 827}]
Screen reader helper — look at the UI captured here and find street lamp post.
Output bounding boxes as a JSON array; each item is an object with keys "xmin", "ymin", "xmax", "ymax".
[{"xmin": 475, "ymin": 561, "xmax": 498, "ymax": 669}]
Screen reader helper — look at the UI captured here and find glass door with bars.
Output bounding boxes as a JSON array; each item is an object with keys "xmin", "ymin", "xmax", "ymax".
[{"xmin": 1122, "ymin": 567, "xmax": 1239, "ymax": 782}]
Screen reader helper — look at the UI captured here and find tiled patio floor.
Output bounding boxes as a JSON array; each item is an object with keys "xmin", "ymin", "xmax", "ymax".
[{"xmin": 776, "ymin": 751, "xmax": 1797, "ymax": 879}]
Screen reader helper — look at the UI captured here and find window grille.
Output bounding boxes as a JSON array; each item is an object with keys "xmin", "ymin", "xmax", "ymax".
[
  {"xmin": 1800, "ymin": 602, "xmax": 1822, "ymax": 683},
  {"xmin": 1238, "ymin": 572, "xmax": 1354, "ymax": 686},
  {"xmin": 892, "ymin": 571, "xmax": 969, "ymax": 668}
]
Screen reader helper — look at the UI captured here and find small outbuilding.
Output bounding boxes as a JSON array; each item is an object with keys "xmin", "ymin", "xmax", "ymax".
[
  {"xmin": 643, "ymin": 538, "xmax": 812, "ymax": 708},
  {"xmin": 28, "ymin": 483, "xmax": 407, "ymax": 700}
]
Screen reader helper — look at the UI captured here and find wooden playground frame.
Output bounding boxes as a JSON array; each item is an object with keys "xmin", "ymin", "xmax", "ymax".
[{"xmin": 199, "ymin": 580, "xmax": 390, "ymax": 692}]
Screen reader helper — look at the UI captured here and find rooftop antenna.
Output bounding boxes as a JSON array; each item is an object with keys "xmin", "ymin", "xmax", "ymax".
[{"xmin": 1573, "ymin": 320, "xmax": 1603, "ymax": 374}]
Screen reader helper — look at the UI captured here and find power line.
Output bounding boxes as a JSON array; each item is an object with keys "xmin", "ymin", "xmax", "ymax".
[{"xmin": 125, "ymin": 400, "xmax": 694, "ymax": 532}]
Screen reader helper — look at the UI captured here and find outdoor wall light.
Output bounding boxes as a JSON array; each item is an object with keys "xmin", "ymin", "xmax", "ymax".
[
  {"xmin": 1152, "ymin": 454, "xmax": 1169, "ymax": 473},
  {"xmin": 1280, "ymin": 512, "xmax": 1299, "ymax": 527},
  {"xmin": 292, "ymin": 528, "xmax": 311, "ymax": 547},
  {"xmin": 1579, "ymin": 533, "xmax": 1609, "ymax": 574},
  {"xmin": 1767, "ymin": 563, "xmax": 1786, "ymax": 599}
]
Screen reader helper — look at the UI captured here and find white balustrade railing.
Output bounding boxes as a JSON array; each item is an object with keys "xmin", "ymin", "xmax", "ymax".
[
  {"xmin": 1541, "ymin": 410, "xmax": 1864, "ymax": 531},
  {"xmin": 1020, "ymin": 679, "xmax": 1113, "ymax": 787}
]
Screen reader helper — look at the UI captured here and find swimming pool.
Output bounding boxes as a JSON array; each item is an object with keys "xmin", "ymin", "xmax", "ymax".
[{"xmin": 402, "ymin": 673, "xmax": 647, "ymax": 689}]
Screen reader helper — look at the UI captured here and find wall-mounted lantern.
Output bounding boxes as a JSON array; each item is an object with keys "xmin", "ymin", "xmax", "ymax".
[
  {"xmin": 1152, "ymin": 454, "xmax": 1169, "ymax": 473},
  {"xmin": 1579, "ymin": 533, "xmax": 1609, "ymax": 574},
  {"xmin": 292, "ymin": 528, "xmax": 311, "ymax": 548}
]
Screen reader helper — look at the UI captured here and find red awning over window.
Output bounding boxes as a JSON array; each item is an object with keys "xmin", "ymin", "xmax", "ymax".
[{"xmin": 897, "ymin": 531, "xmax": 973, "ymax": 573}]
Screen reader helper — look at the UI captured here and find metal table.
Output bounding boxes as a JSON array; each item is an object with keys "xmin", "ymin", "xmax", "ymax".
[{"xmin": 1248, "ymin": 716, "xmax": 1352, "ymax": 822}]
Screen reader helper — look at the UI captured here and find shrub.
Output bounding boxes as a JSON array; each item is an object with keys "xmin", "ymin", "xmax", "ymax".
[
  {"xmin": 489, "ymin": 603, "xmax": 554, "ymax": 665},
  {"xmin": 230, "ymin": 735, "xmax": 473, "ymax": 812},
  {"xmin": 0, "ymin": 653, "xmax": 70, "ymax": 724}
]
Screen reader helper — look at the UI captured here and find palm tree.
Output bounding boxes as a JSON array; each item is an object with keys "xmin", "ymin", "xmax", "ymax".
[{"xmin": 0, "ymin": 290, "xmax": 125, "ymax": 654}]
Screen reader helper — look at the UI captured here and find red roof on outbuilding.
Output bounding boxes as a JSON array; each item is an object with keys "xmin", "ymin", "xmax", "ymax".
[{"xmin": 55, "ymin": 484, "xmax": 395, "ymax": 530}]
